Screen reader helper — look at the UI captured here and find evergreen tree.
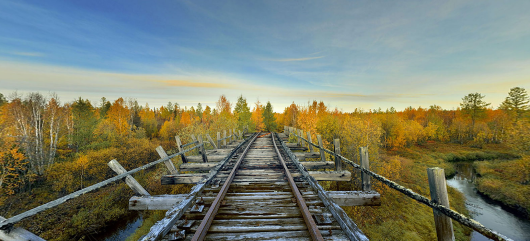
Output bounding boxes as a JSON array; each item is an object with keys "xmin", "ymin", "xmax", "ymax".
[
  {"xmin": 262, "ymin": 101, "xmax": 277, "ymax": 132},
  {"xmin": 0, "ymin": 93, "xmax": 6, "ymax": 106},
  {"xmin": 234, "ymin": 95, "xmax": 251, "ymax": 130},
  {"xmin": 500, "ymin": 87, "xmax": 529, "ymax": 122},
  {"xmin": 460, "ymin": 93, "xmax": 490, "ymax": 130}
]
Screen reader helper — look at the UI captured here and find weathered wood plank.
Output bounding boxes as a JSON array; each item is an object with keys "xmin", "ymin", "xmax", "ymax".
[
  {"xmin": 206, "ymin": 133, "xmax": 217, "ymax": 150},
  {"xmin": 180, "ymin": 162, "xmax": 219, "ymax": 172},
  {"xmin": 317, "ymin": 135, "xmax": 326, "ymax": 162},
  {"xmin": 307, "ymin": 131, "xmax": 314, "ymax": 152},
  {"xmin": 156, "ymin": 146, "xmax": 178, "ymax": 175},
  {"xmin": 0, "ymin": 216, "xmax": 45, "ymax": 241},
  {"xmin": 175, "ymin": 135, "xmax": 188, "ymax": 163},
  {"xmin": 108, "ymin": 159, "xmax": 150, "ymax": 196},
  {"xmin": 360, "ymin": 146, "xmax": 371, "ymax": 191},
  {"xmin": 428, "ymin": 167, "xmax": 455, "ymax": 241},
  {"xmin": 327, "ymin": 191, "xmax": 381, "ymax": 206},
  {"xmin": 299, "ymin": 161, "xmax": 335, "ymax": 170},
  {"xmin": 334, "ymin": 139, "xmax": 342, "ymax": 171},
  {"xmin": 162, "ymin": 171, "xmax": 351, "ymax": 184},
  {"xmin": 183, "ymin": 230, "xmax": 349, "ymax": 241}
]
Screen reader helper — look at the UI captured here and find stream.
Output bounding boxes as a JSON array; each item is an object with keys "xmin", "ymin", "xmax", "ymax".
[{"xmin": 447, "ymin": 162, "xmax": 530, "ymax": 241}]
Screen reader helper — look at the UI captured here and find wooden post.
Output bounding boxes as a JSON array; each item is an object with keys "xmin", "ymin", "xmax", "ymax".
[
  {"xmin": 307, "ymin": 131, "xmax": 314, "ymax": 152},
  {"xmin": 206, "ymin": 133, "xmax": 217, "ymax": 150},
  {"xmin": 317, "ymin": 135, "xmax": 326, "ymax": 162},
  {"xmin": 223, "ymin": 130, "xmax": 227, "ymax": 147},
  {"xmin": 359, "ymin": 147, "xmax": 371, "ymax": 191},
  {"xmin": 229, "ymin": 129, "xmax": 233, "ymax": 143},
  {"xmin": 108, "ymin": 159, "xmax": 151, "ymax": 196},
  {"xmin": 297, "ymin": 129, "xmax": 302, "ymax": 147},
  {"xmin": 428, "ymin": 168, "xmax": 455, "ymax": 241},
  {"xmin": 175, "ymin": 135, "xmax": 188, "ymax": 163},
  {"xmin": 191, "ymin": 134, "xmax": 199, "ymax": 155},
  {"xmin": 217, "ymin": 132, "xmax": 221, "ymax": 149},
  {"xmin": 334, "ymin": 139, "xmax": 342, "ymax": 171},
  {"xmin": 285, "ymin": 126, "xmax": 289, "ymax": 135},
  {"xmin": 197, "ymin": 135, "xmax": 209, "ymax": 163},
  {"xmin": 232, "ymin": 128, "xmax": 236, "ymax": 141},
  {"xmin": 156, "ymin": 146, "xmax": 178, "ymax": 175},
  {"xmin": 238, "ymin": 130, "xmax": 242, "ymax": 140}
]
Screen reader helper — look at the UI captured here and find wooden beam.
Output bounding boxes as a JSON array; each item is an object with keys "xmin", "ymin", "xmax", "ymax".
[
  {"xmin": 129, "ymin": 191, "xmax": 379, "ymax": 210},
  {"xmin": 175, "ymin": 135, "xmax": 188, "ymax": 163},
  {"xmin": 317, "ymin": 135, "xmax": 326, "ymax": 162},
  {"xmin": 306, "ymin": 131, "xmax": 314, "ymax": 152},
  {"xmin": 206, "ymin": 133, "xmax": 217, "ymax": 150},
  {"xmin": 299, "ymin": 161, "xmax": 335, "ymax": 170},
  {"xmin": 428, "ymin": 168, "xmax": 455, "ymax": 241},
  {"xmin": 185, "ymin": 155, "xmax": 225, "ymax": 163},
  {"xmin": 327, "ymin": 191, "xmax": 381, "ymax": 206},
  {"xmin": 223, "ymin": 130, "xmax": 227, "ymax": 147},
  {"xmin": 334, "ymin": 139, "xmax": 342, "ymax": 171},
  {"xmin": 197, "ymin": 135, "xmax": 208, "ymax": 162},
  {"xmin": 180, "ymin": 162, "xmax": 219, "ymax": 172},
  {"xmin": 359, "ymin": 146, "xmax": 371, "ymax": 191},
  {"xmin": 0, "ymin": 216, "xmax": 45, "ymax": 241},
  {"xmin": 217, "ymin": 132, "xmax": 221, "ymax": 150},
  {"xmin": 108, "ymin": 159, "xmax": 150, "ymax": 196},
  {"xmin": 156, "ymin": 146, "xmax": 178, "ymax": 175},
  {"xmin": 161, "ymin": 171, "xmax": 351, "ymax": 184}
]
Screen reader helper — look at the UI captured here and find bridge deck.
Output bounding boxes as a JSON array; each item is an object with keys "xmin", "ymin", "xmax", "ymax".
[{"xmin": 160, "ymin": 134, "xmax": 351, "ymax": 240}]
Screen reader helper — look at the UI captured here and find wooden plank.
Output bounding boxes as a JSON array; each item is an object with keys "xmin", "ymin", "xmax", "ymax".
[
  {"xmin": 317, "ymin": 135, "xmax": 326, "ymax": 162},
  {"xmin": 334, "ymin": 139, "xmax": 342, "ymax": 171},
  {"xmin": 128, "ymin": 191, "xmax": 379, "ymax": 210},
  {"xmin": 185, "ymin": 155, "xmax": 225, "ymax": 163},
  {"xmin": 108, "ymin": 159, "xmax": 150, "ymax": 196},
  {"xmin": 327, "ymin": 191, "xmax": 381, "ymax": 206},
  {"xmin": 295, "ymin": 171, "xmax": 351, "ymax": 181},
  {"xmin": 180, "ymin": 162, "xmax": 219, "ymax": 172},
  {"xmin": 359, "ymin": 146, "xmax": 371, "ymax": 191},
  {"xmin": 428, "ymin": 168, "xmax": 455, "ymax": 241},
  {"xmin": 299, "ymin": 161, "xmax": 335, "ymax": 170},
  {"xmin": 197, "ymin": 135, "xmax": 208, "ymax": 162},
  {"xmin": 175, "ymin": 135, "xmax": 188, "ymax": 163},
  {"xmin": 217, "ymin": 132, "xmax": 221, "ymax": 150},
  {"xmin": 307, "ymin": 131, "xmax": 314, "ymax": 152},
  {"xmin": 161, "ymin": 174, "xmax": 205, "ymax": 184},
  {"xmin": 206, "ymin": 133, "xmax": 217, "ymax": 150},
  {"xmin": 156, "ymin": 146, "xmax": 178, "ymax": 175},
  {"xmin": 0, "ymin": 216, "xmax": 45, "ymax": 241},
  {"xmin": 223, "ymin": 130, "xmax": 227, "ymax": 147}
]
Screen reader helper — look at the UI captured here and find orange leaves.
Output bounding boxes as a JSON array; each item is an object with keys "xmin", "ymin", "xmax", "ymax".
[
  {"xmin": 106, "ymin": 98, "xmax": 130, "ymax": 136},
  {"xmin": 251, "ymin": 100, "xmax": 264, "ymax": 132}
]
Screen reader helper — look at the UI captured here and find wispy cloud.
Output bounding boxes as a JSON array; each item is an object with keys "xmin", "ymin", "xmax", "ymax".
[
  {"xmin": 12, "ymin": 52, "xmax": 44, "ymax": 57},
  {"xmin": 156, "ymin": 80, "xmax": 232, "ymax": 88},
  {"xmin": 262, "ymin": 56, "xmax": 324, "ymax": 62}
]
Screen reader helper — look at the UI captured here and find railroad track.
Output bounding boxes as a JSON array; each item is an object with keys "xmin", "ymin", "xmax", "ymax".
[{"xmin": 166, "ymin": 133, "xmax": 350, "ymax": 240}]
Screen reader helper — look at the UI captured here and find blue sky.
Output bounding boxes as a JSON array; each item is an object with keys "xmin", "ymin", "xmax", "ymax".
[{"xmin": 1, "ymin": 0, "xmax": 529, "ymax": 112}]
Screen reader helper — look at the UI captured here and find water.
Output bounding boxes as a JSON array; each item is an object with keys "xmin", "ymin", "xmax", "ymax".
[
  {"xmin": 89, "ymin": 213, "xmax": 143, "ymax": 241},
  {"xmin": 447, "ymin": 162, "xmax": 530, "ymax": 241}
]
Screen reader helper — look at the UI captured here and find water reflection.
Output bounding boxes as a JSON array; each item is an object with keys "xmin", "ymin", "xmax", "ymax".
[{"xmin": 447, "ymin": 162, "xmax": 530, "ymax": 241}]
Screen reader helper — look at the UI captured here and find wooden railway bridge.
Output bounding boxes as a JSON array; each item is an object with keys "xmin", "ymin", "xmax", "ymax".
[{"xmin": 0, "ymin": 127, "xmax": 512, "ymax": 241}]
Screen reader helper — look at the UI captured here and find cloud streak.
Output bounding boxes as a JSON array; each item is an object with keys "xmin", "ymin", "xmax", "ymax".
[{"xmin": 262, "ymin": 56, "xmax": 324, "ymax": 62}]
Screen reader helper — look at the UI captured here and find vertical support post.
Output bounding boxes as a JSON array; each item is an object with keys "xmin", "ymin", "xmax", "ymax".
[
  {"xmin": 175, "ymin": 135, "xmax": 188, "ymax": 163},
  {"xmin": 428, "ymin": 168, "xmax": 455, "ymax": 241},
  {"xmin": 217, "ymin": 132, "xmax": 221, "ymax": 149},
  {"xmin": 229, "ymin": 129, "xmax": 233, "ymax": 143},
  {"xmin": 191, "ymin": 134, "xmax": 198, "ymax": 155},
  {"xmin": 284, "ymin": 125, "xmax": 287, "ymax": 134},
  {"xmin": 198, "ymin": 135, "xmax": 209, "ymax": 163},
  {"xmin": 334, "ymin": 139, "xmax": 342, "ymax": 171},
  {"xmin": 297, "ymin": 129, "xmax": 302, "ymax": 147},
  {"xmin": 108, "ymin": 159, "xmax": 151, "ymax": 195},
  {"xmin": 359, "ymin": 146, "xmax": 371, "ymax": 191},
  {"xmin": 223, "ymin": 130, "xmax": 227, "ymax": 147},
  {"xmin": 307, "ymin": 131, "xmax": 314, "ymax": 152},
  {"xmin": 233, "ymin": 129, "xmax": 237, "ymax": 141},
  {"xmin": 206, "ymin": 133, "xmax": 217, "ymax": 150},
  {"xmin": 317, "ymin": 135, "xmax": 326, "ymax": 162},
  {"xmin": 239, "ymin": 130, "xmax": 242, "ymax": 140},
  {"xmin": 156, "ymin": 146, "xmax": 178, "ymax": 175}
]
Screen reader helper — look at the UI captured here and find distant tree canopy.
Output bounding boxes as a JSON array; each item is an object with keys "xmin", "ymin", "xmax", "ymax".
[{"xmin": 500, "ymin": 87, "xmax": 529, "ymax": 121}]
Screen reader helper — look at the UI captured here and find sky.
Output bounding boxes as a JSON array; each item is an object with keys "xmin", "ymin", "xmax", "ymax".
[{"xmin": 1, "ymin": 0, "xmax": 529, "ymax": 112}]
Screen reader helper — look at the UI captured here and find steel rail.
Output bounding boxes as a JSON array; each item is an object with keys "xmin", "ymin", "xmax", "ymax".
[
  {"xmin": 272, "ymin": 133, "xmax": 324, "ymax": 241},
  {"xmin": 190, "ymin": 132, "xmax": 260, "ymax": 241}
]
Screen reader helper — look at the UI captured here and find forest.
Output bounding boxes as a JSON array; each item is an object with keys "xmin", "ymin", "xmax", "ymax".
[{"xmin": 0, "ymin": 87, "xmax": 529, "ymax": 240}]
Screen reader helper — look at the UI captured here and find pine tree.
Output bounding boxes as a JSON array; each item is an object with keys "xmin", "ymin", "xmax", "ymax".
[
  {"xmin": 262, "ymin": 101, "xmax": 277, "ymax": 132},
  {"xmin": 234, "ymin": 95, "xmax": 251, "ymax": 130},
  {"xmin": 500, "ymin": 87, "xmax": 529, "ymax": 122},
  {"xmin": 460, "ymin": 93, "xmax": 490, "ymax": 130}
]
